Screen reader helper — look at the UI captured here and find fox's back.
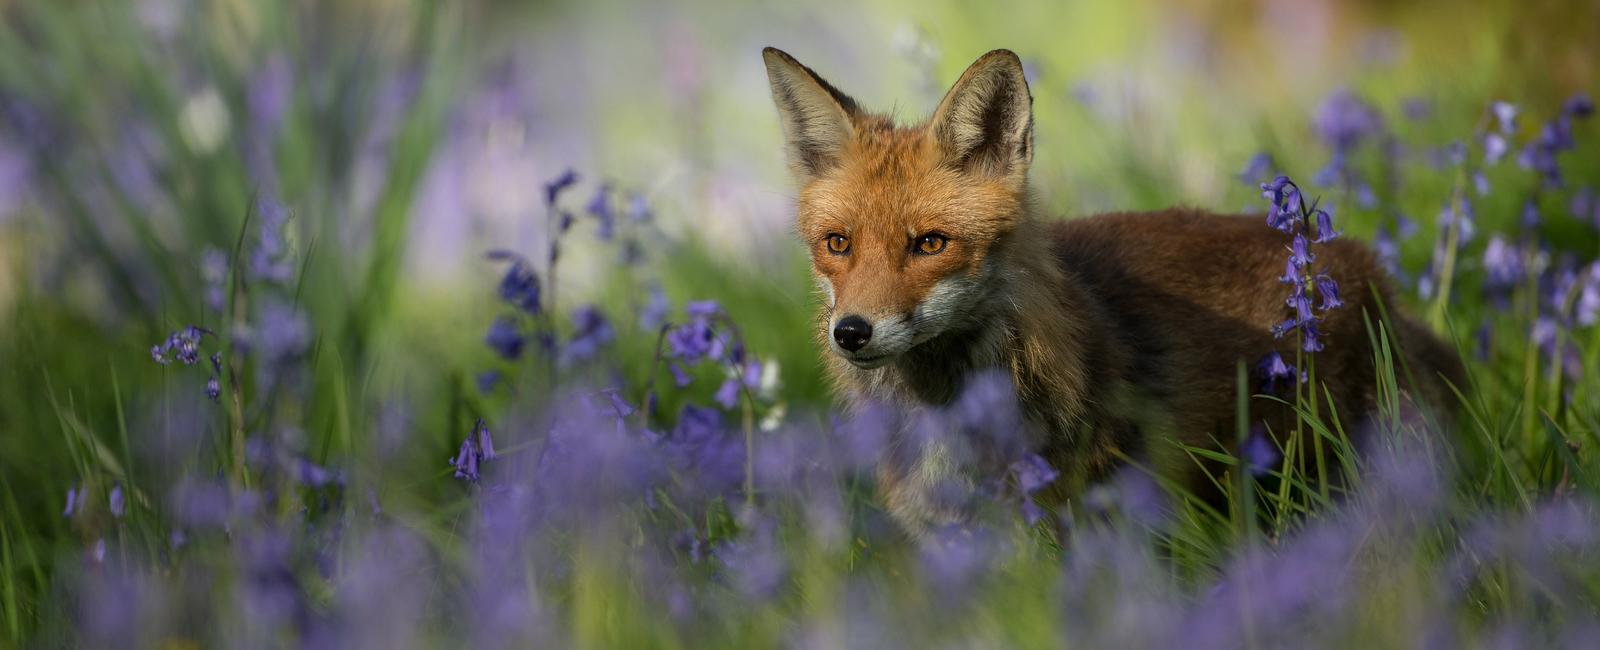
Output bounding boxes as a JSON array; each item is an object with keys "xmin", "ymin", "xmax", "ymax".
[{"xmin": 1042, "ymin": 209, "xmax": 1458, "ymax": 476}]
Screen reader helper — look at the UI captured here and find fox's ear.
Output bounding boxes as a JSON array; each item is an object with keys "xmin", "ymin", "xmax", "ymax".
[
  {"xmin": 928, "ymin": 50, "xmax": 1033, "ymax": 179},
  {"xmin": 763, "ymin": 47, "xmax": 862, "ymax": 184}
]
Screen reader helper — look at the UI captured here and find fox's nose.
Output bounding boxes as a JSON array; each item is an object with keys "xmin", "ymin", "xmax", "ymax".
[{"xmin": 833, "ymin": 315, "xmax": 873, "ymax": 352}]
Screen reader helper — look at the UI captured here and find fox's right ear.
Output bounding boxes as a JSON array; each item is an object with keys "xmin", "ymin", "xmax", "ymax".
[{"xmin": 762, "ymin": 47, "xmax": 861, "ymax": 184}]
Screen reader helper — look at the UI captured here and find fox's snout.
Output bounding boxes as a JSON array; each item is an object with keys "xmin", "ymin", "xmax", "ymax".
[{"xmin": 831, "ymin": 315, "xmax": 872, "ymax": 352}]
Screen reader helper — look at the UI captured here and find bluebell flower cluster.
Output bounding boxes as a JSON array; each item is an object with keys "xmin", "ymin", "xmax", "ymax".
[
  {"xmin": 1010, "ymin": 453, "xmax": 1059, "ymax": 525},
  {"xmin": 1312, "ymin": 91, "xmax": 1386, "ymax": 208},
  {"xmin": 450, "ymin": 419, "xmax": 497, "ymax": 482},
  {"xmin": 1518, "ymin": 94, "xmax": 1593, "ymax": 188},
  {"xmin": 1260, "ymin": 175, "xmax": 1343, "ymax": 353},
  {"xmin": 151, "ymin": 326, "xmax": 223, "ymax": 402}
]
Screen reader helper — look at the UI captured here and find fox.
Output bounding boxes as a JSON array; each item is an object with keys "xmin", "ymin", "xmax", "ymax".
[{"xmin": 761, "ymin": 47, "xmax": 1464, "ymax": 533}]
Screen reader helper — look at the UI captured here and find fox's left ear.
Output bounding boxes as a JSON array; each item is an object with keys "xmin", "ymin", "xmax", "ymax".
[
  {"xmin": 763, "ymin": 47, "xmax": 863, "ymax": 185},
  {"xmin": 928, "ymin": 50, "xmax": 1033, "ymax": 180}
]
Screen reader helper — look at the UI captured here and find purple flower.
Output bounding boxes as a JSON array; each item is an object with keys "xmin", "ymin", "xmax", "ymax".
[
  {"xmin": 1240, "ymin": 428, "xmax": 1279, "ymax": 477},
  {"xmin": 1256, "ymin": 351, "xmax": 1299, "ymax": 393},
  {"xmin": 586, "ymin": 184, "xmax": 615, "ymax": 240},
  {"xmin": 1484, "ymin": 133, "xmax": 1508, "ymax": 165},
  {"xmin": 484, "ymin": 317, "xmax": 525, "ymax": 360},
  {"xmin": 1311, "ymin": 209, "xmax": 1340, "ymax": 243},
  {"xmin": 250, "ymin": 199, "xmax": 295, "ymax": 285},
  {"xmin": 449, "ymin": 419, "xmax": 495, "ymax": 482},
  {"xmin": 1239, "ymin": 152, "xmax": 1274, "ymax": 185},
  {"xmin": 109, "ymin": 485, "xmax": 125, "ymax": 518},
  {"xmin": 63, "ymin": 486, "xmax": 78, "ymax": 517},
  {"xmin": 1483, "ymin": 235, "xmax": 1524, "ymax": 289},
  {"xmin": 1578, "ymin": 265, "xmax": 1600, "ymax": 327},
  {"xmin": 1289, "ymin": 294, "xmax": 1314, "ymax": 325},
  {"xmin": 450, "ymin": 435, "xmax": 479, "ymax": 481},
  {"xmin": 1491, "ymin": 101, "xmax": 1518, "ymax": 134},
  {"xmin": 1313, "ymin": 91, "xmax": 1385, "ymax": 152},
  {"xmin": 627, "ymin": 193, "xmax": 652, "ymax": 222},
  {"xmin": 1301, "ymin": 320, "xmax": 1325, "ymax": 352},
  {"xmin": 544, "ymin": 169, "xmax": 578, "ymax": 206},
  {"xmin": 487, "ymin": 252, "xmax": 542, "ymax": 315},
  {"xmin": 668, "ymin": 362, "xmax": 692, "ymax": 388},
  {"xmin": 475, "ymin": 419, "xmax": 496, "ymax": 461},
  {"xmin": 639, "ymin": 286, "xmax": 670, "ymax": 333},
  {"xmin": 151, "ymin": 326, "xmax": 210, "ymax": 366},
  {"xmin": 476, "ymin": 371, "xmax": 500, "ymax": 394},
  {"xmin": 1012, "ymin": 453, "xmax": 1059, "ymax": 494},
  {"xmin": 560, "ymin": 305, "xmax": 614, "ymax": 366},
  {"xmin": 254, "ymin": 299, "xmax": 309, "ymax": 362},
  {"xmin": 714, "ymin": 377, "xmax": 741, "ymax": 409},
  {"xmin": 1315, "ymin": 274, "xmax": 1343, "ymax": 310},
  {"xmin": 205, "ymin": 377, "xmax": 220, "ymax": 401},
  {"xmin": 1290, "ymin": 234, "xmax": 1315, "ymax": 267},
  {"xmin": 1564, "ymin": 93, "xmax": 1594, "ymax": 118}
]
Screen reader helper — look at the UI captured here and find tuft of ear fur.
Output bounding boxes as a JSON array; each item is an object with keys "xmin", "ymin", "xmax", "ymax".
[
  {"xmin": 762, "ymin": 47, "xmax": 862, "ymax": 184},
  {"xmin": 927, "ymin": 50, "xmax": 1034, "ymax": 179}
]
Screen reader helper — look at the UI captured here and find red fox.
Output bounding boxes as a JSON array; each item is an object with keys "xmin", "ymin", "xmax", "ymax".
[{"xmin": 761, "ymin": 47, "xmax": 1463, "ymax": 531}]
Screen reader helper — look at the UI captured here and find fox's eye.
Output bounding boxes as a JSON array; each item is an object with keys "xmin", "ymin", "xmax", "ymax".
[
  {"xmin": 825, "ymin": 234, "xmax": 851, "ymax": 255},
  {"xmin": 914, "ymin": 233, "xmax": 948, "ymax": 255}
]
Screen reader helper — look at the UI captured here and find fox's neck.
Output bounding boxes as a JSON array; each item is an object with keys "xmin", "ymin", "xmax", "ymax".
[{"xmin": 838, "ymin": 219, "xmax": 1109, "ymax": 430}]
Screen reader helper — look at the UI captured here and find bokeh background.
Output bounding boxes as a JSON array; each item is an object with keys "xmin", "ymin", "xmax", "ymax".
[{"xmin": 3, "ymin": 0, "xmax": 1600, "ymax": 646}]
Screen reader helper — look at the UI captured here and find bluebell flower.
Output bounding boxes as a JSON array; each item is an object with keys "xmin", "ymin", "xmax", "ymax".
[
  {"xmin": 109, "ymin": 484, "xmax": 124, "ymax": 518},
  {"xmin": 1483, "ymin": 133, "xmax": 1508, "ymax": 165},
  {"xmin": 561, "ymin": 305, "xmax": 614, "ymax": 366},
  {"xmin": 1238, "ymin": 152, "xmax": 1274, "ymax": 185},
  {"xmin": 1290, "ymin": 294, "xmax": 1315, "ymax": 325},
  {"xmin": 669, "ymin": 362, "xmax": 692, "ymax": 388},
  {"xmin": 1491, "ymin": 101, "xmax": 1518, "ymax": 134},
  {"xmin": 605, "ymin": 391, "xmax": 636, "ymax": 418},
  {"xmin": 544, "ymin": 169, "xmax": 578, "ymax": 206},
  {"xmin": 627, "ymin": 193, "xmax": 652, "ymax": 222},
  {"xmin": 715, "ymin": 377, "xmax": 741, "ymax": 409},
  {"xmin": 486, "ymin": 251, "xmax": 541, "ymax": 315},
  {"xmin": 1564, "ymin": 93, "xmax": 1594, "ymax": 118},
  {"xmin": 450, "ymin": 436, "xmax": 479, "ymax": 481},
  {"xmin": 1311, "ymin": 209, "xmax": 1340, "ymax": 243},
  {"xmin": 1577, "ymin": 265, "xmax": 1600, "ymax": 327},
  {"xmin": 1240, "ymin": 428, "xmax": 1280, "ymax": 477},
  {"xmin": 1315, "ymin": 275, "xmax": 1343, "ymax": 311},
  {"xmin": 1522, "ymin": 200, "xmax": 1542, "ymax": 231},
  {"xmin": 475, "ymin": 419, "xmax": 496, "ymax": 461},
  {"xmin": 1256, "ymin": 351, "xmax": 1298, "ymax": 393},
  {"xmin": 250, "ymin": 199, "xmax": 295, "ymax": 285},
  {"xmin": 1301, "ymin": 320, "xmax": 1325, "ymax": 352},
  {"xmin": 450, "ymin": 419, "xmax": 495, "ymax": 482},
  {"xmin": 1472, "ymin": 171, "xmax": 1489, "ymax": 196},
  {"xmin": 152, "ymin": 326, "xmax": 210, "ymax": 365},
  {"xmin": 1290, "ymin": 234, "xmax": 1315, "ymax": 267},
  {"xmin": 668, "ymin": 318, "xmax": 717, "ymax": 361},
  {"xmin": 201, "ymin": 247, "xmax": 228, "ymax": 313},
  {"xmin": 205, "ymin": 377, "xmax": 220, "ymax": 401},
  {"xmin": 1483, "ymin": 235, "xmax": 1523, "ymax": 290},
  {"xmin": 586, "ymin": 184, "xmax": 615, "ymax": 240},
  {"xmin": 639, "ymin": 286, "xmax": 670, "ymax": 332},
  {"xmin": 484, "ymin": 317, "xmax": 525, "ymax": 360},
  {"xmin": 476, "ymin": 371, "xmax": 499, "ymax": 394},
  {"xmin": 63, "ymin": 486, "xmax": 78, "ymax": 518}
]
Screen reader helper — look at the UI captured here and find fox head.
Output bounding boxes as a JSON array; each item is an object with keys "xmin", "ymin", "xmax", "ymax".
[{"xmin": 763, "ymin": 47, "xmax": 1035, "ymax": 370}]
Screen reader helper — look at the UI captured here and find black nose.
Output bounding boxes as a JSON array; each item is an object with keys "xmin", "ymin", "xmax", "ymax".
[{"xmin": 833, "ymin": 316, "xmax": 873, "ymax": 352}]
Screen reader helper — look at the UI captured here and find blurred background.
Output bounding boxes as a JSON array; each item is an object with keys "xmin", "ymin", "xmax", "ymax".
[{"xmin": 2, "ymin": 0, "xmax": 1599, "ymax": 645}]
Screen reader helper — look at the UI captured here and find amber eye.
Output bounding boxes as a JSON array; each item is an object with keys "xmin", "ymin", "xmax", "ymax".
[
  {"xmin": 914, "ymin": 233, "xmax": 948, "ymax": 255},
  {"xmin": 825, "ymin": 233, "xmax": 851, "ymax": 255}
]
